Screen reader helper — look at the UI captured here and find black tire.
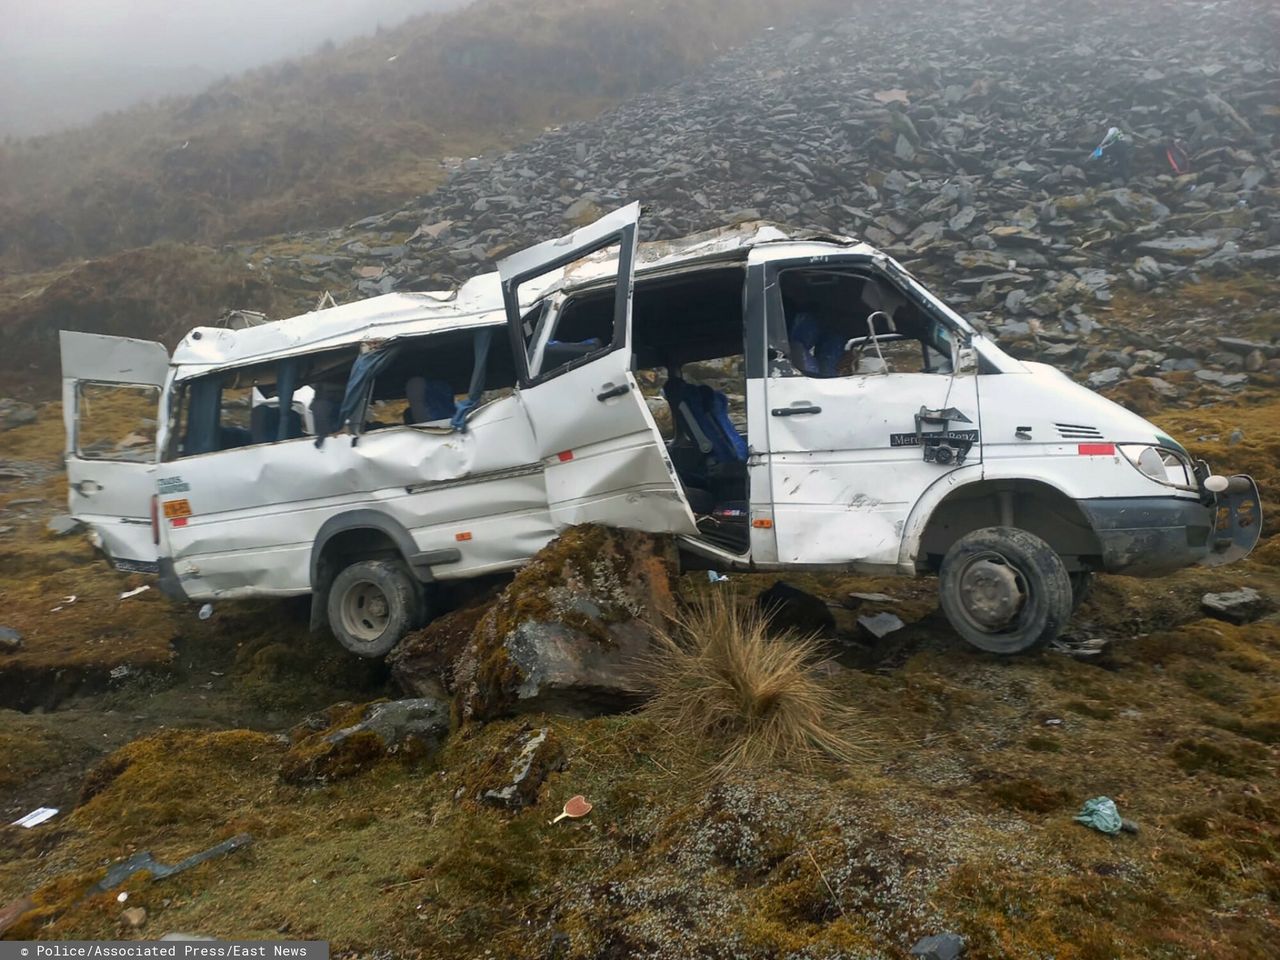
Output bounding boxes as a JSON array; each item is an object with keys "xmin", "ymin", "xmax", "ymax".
[
  {"xmin": 327, "ymin": 559, "xmax": 419, "ymax": 658},
  {"xmin": 1069, "ymin": 571, "xmax": 1094, "ymax": 613},
  {"xmin": 938, "ymin": 526, "xmax": 1073, "ymax": 655}
]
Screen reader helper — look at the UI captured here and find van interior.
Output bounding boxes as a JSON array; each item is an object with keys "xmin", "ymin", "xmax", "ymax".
[{"xmin": 546, "ymin": 266, "xmax": 751, "ymax": 553}]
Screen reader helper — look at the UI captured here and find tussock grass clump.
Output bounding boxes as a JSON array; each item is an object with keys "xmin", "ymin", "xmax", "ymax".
[{"xmin": 640, "ymin": 592, "xmax": 865, "ymax": 776}]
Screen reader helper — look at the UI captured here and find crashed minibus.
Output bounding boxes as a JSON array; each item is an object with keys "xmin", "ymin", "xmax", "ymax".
[{"xmin": 60, "ymin": 203, "xmax": 1261, "ymax": 656}]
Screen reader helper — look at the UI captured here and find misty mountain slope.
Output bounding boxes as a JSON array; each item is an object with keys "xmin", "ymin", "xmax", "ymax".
[
  {"xmin": 0, "ymin": 0, "xmax": 841, "ymax": 271},
  {"xmin": 264, "ymin": 0, "xmax": 1271, "ymax": 398}
]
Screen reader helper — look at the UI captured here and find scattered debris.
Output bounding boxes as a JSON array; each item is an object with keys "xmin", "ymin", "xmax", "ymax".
[
  {"xmin": 0, "ymin": 626, "xmax": 21, "ymax": 653},
  {"xmin": 11, "ymin": 807, "xmax": 58, "ymax": 828},
  {"xmin": 1049, "ymin": 636, "xmax": 1112, "ymax": 659},
  {"xmin": 1201, "ymin": 587, "xmax": 1272, "ymax": 625},
  {"xmin": 707, "ymin": 570, "xmax": 729, "ymax": 583},
  {"xmin": 89, "ymin": 833, "xmax": 254, "ymax": 893},
  {"xmin": 858, "ymin": 612, "xmax": 905, "ymax": 639},
  {"xmin": 550, "ymin": 794, "xmax": 593, "ymax": 825},
  {"xmin": 198, "ymin": 603, "xmax": 214, "ymax": 620},
  {"xmin": 757, "ymin": 580, "xmax": 836, "ymax": 637},
  {"xmin": 910, "ymin": 932, "xmax": 966, "ymax": 960},
  {"xmin": 847, "ymin": 591, "xmax": 897, "ymax": 604},
  {"xmin": 46, "ymin": 514, "xmax": 83, "ymax": 536},
  {"xmin": 51, "ymin": 594, "xmax": 77, "ymax": 612},
  {"xmin": 1073, "ymin": 796, "xmax": 1126, "ymax": 835},
  {"xmin": 120, "ymin": 585, "xmax": 151, "ymax": 600}
]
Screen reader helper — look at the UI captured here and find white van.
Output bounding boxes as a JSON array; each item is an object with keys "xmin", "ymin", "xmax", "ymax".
[{"xmin": 60, "ymin": 204, "xmax": 1261, "ymax": 656}]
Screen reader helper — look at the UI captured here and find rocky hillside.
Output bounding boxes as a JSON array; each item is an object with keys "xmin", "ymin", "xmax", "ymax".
[
  {"xmin": 245, "ymin": 0, "xmax": 1276, "ymax": 403},
  {"xmin": 0, "ymin": 0, "xmax": 840, "ymax": 271}
]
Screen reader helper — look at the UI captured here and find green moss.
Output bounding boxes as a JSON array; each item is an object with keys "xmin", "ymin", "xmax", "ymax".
[
  {"xmin": 987, "ymin": 777, "xmax": 1072, "ymax": 814},
  {"xmin": 1024, "ymin": 735, "xmax": 1063, "ymax": 753}
]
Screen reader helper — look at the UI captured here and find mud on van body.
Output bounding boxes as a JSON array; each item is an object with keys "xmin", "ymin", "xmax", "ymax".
[{"xmin": 61, "ymin": 204, "xmax": 1262, "ymax": 655}]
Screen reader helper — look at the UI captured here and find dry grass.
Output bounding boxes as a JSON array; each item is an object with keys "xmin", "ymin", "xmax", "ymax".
[{"xmin": 639, "ymin": 591, "xmax": 867, "ymax": 776}]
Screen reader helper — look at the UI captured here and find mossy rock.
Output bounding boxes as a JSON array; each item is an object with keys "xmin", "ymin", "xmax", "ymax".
[
  {"xmin": 388, "ymin": 601, "xmax": 491, "ymax": 699},
  {"xmin": 453, "ymin": 525, "xmax": 677, "ymax": 723},
  {"xmin": 475, "ymin": 724, "xmax": 566, "ymax": 809},
  {"xmin": 279, "ymin": 697, "xmax": 449, "ymax": 784}
]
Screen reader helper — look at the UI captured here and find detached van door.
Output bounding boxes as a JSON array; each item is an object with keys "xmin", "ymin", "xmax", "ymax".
[
  {"xmin": 59, "ymin": 331, "xmax": 169, "ymax": 571},
  {"xmin": 499, "ymin": 203, "xmax": 697, "ymax": 534}
]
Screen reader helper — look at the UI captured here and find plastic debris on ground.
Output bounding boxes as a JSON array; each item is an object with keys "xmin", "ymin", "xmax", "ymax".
[
  {"xmin": 90, "ymin": 833, "xmax": 254, "ymax": 893},
  {"xmin": 1073, "ymin": 796, "xmax": 1130, "ymax": 835},
  {"xmin": 198, "ymin": 602, "xmax": 214, "ymax": 620},
  {"xmin": 120, "ymin": 585, "xmax": 151, "ymax": 600},
  {"xmin": 550, "ymin": 795, "xmax": 593, "ymax": 825},
  {"xmin": 11, "ymin": 807, "xmax": 58, "ymax": 828},
  {"xmin": 847, "ymin": 591, "xmax": 896, "ymax": 604},
  {"xmin": 858, "ymin": 612, "xmax": 905, "ymax": 639},
  {"xmin": 707, "ymin": 570, "xmax": 729, "ymax": 583}
]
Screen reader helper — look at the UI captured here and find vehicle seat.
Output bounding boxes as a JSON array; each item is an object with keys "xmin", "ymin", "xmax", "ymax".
[
  {"xmin": 310, "ymin": 394, "xmax": 342, "ymax": 435},
  {"xmin": 406, "ymin": 377, "xmax": 455, "ymax": 423},
  {"xmin": 663, "ymin": 378, "xmax": 747, "ymax": 465},
  {"xmin": 249, "ymin": 405, "xmax": 303, "ymax": 444}
]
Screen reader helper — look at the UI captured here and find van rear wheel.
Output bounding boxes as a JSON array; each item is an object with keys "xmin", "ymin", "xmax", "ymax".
[
  {"xmin": 328, "ymin": 559, "xmax": 419, "ymax": 658},
  {"xmin": 938, "ymin": 527, "xmax": 1073, "ymax": 655}
]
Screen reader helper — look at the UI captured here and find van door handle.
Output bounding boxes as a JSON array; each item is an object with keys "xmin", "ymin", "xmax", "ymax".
[
  {"xmin": 771, "ymin": 404, "xmax": 822, "ymax": 417},
  {"xmin": 596, "ymin": 383, "xmax": 630, "ymax": 402}
]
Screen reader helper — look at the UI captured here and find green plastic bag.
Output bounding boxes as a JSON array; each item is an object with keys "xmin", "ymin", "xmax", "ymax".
[{"xmin": 1074, "ymin": 796, "xmax": 1123, "ymax": 835}]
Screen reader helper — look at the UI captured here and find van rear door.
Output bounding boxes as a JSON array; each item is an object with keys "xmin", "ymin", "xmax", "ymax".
[
  {"xmin": 499, "ymin": 203, "xmax": 698, "ymax": 534},
  {"xmin": 59, "ymin": 331, "xmax": 169, "ymax": 571}
]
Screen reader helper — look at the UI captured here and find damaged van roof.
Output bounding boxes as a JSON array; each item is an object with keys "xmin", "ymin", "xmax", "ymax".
[{"xmin": 170, "ymin": 220, "xmax": 865, "ymax": 372}]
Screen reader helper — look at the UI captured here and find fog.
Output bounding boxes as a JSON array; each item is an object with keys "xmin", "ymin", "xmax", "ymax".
[{"xmin": 0, "ymin": 0, "xmax": 467, "ymax": 138}]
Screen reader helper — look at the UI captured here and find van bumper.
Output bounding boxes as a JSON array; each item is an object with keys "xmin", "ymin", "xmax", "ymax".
[
  {"xmin": 1078, "ymin": 496, "xmax": 1214, "ymax": 576},
  {"xmin": 156, "ymin": 557, "xmax": 190, "ymax": 601}
]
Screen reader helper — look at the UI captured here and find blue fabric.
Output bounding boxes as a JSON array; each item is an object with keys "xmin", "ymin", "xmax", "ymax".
[
  {"xmin": 789, "ymin": 311, "xmax": 844, "ymax": 377},
  {"xmin": 665, "ymin": 378, "xmax": 747, "ymax": 464},
  {"xmin": 339, "ymin": 348, "xmax": 398, "ymax": 430},
  {"xmin": 417, "ymin": 380, "xmax": 456, "ymax": 420},
  {"xmin": 452, "ymin": 328, "xmax": 494, "ymax": 432}
]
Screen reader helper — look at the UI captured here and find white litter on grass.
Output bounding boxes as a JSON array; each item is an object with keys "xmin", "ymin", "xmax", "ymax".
[
  {"xmin": 120, "ymin": 585, "xmax": 151, "ymax": 600},
  {"xmin": 117, "ymin": 892, "xmax": 129, "ymax": 903},
  {"xmin": 12, "ymin": 807, "xmax": 58, "ymax": 828},
  {"xmin": 198, "ymin": 603, "xmax": 214, "ymax": 620},
  {"xmin": 51, "ymin": 594, "xmax": 78, "ymax": 612}
]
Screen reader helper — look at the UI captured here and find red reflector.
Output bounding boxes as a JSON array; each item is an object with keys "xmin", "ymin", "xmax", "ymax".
[
  {"xmin": 751, "ymin": 518, "xmax": 774, "ymax": 529},
  {"xmin": 557, "ymin": 450, "xmax": 574, "ymax": 462},
  {"xmin": 170, "ymin": 517, "xmax": 188, "ymax": 528},
  {"xmin": 1078, "ymin": 443, "xmax": 1115, "ymax": 456},
  {"xmin": 455, "ymin": 531, "xmax": 473, "ymax": 542}
]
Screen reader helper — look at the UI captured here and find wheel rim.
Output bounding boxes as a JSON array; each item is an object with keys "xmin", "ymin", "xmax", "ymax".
[
  {"xmin": 955, "ymin": 551, "xmax": 1028, "ymax": 633},
  {"xmin": 338, "ymin": 579, "xmax": 391, "ymax": 644}
]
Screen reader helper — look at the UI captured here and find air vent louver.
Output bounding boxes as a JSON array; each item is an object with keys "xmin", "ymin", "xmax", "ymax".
[{"xmin": 1056, "ymin": 422, "xmax": 1103, "ymax": 439}]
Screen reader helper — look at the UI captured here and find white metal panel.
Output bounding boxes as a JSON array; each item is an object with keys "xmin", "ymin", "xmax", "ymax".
[
  {"xmin": 763, "ymin": 371, "xmax": 980, "ymax": 567},
  {"xmin": 59, "ymin": 331, "xmax": 169, "ymax": 386}
]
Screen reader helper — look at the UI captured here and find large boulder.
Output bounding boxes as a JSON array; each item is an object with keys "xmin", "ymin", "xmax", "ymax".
[
  {"xmin": 388, "ymin": 601, "xmax": 492, "ymax": 700},
  {"xmin": 451, "ymin": 525, "xmax": 677, "ymax": 723}
]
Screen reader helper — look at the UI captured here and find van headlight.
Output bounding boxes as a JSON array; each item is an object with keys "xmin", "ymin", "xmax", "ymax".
[{"xmin": 1118, "ymin": 444, "xmax": 1193, "ymax": 488}]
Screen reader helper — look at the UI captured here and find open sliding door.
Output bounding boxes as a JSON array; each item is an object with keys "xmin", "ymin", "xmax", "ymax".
[{"xmin": 499, "ymin": 203, "xmax": 697, "ymax": 534}]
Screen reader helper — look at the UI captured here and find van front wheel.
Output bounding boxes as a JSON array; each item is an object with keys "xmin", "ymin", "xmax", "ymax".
[
  {"xmin": 328, "ymin": 559, "xmax": 418, "ymax": 658},
  {"xmin": 938, "ymin": 527, "xmax": 1073, "ymax": 655}
]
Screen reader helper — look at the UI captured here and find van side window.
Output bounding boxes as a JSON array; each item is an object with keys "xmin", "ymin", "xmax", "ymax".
[
  {"xmin": 774, "ymin": 269, "xmax": 953, "ymax": 378},
  {"xmin": 353, "ymin": 328, "xmax": 518, "ymax": 433},
  {"xmin": 75, "ymin": 382, "xmax": 160, "ymax": 462},
  {"xmin": 509, "ymin": 241, "xmax": 624, "ymax": 381},
  {"xmin": 167, "ymin": 349, "xmax": 355, "ymax": 459}
]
